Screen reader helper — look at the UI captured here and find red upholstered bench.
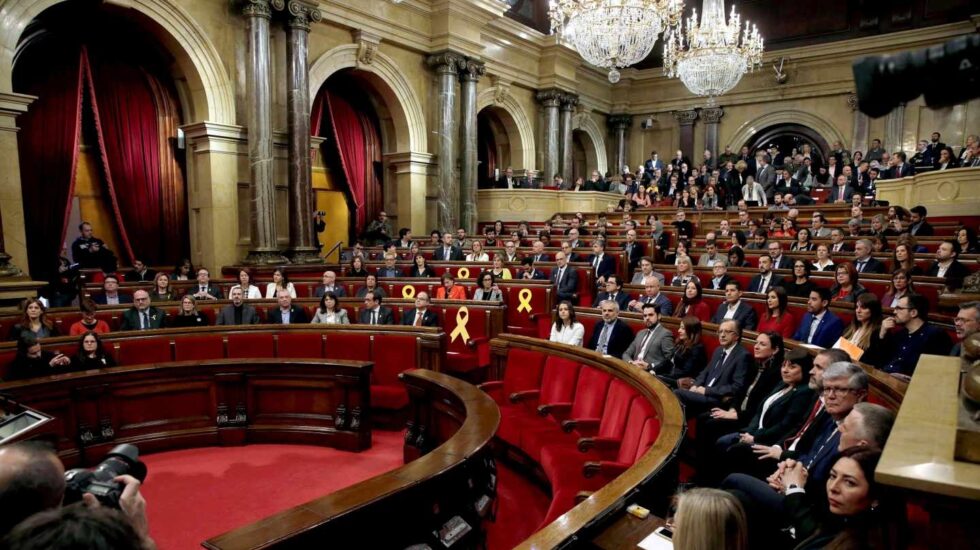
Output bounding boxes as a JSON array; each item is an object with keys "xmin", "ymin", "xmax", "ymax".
[
  {"xmin": 500, "ymin": 284, "xmax": 552, "ymax": 337},
  {"xmin": 276, "ymin": 332, "xmax": 324, "ymax": 358},
  {"xmin": 114, "ymin": 337, "xmax": 173, "ymax": 364},
  {"xmin": 227, "ymin": 333, "xmax": 275, "ymax": 358},
  {"xmin": 496, "ymin": 356, "xmax": 581, "ymax": 449},
  {"xmin": 370, "ymin": 333, "xmax": 418, "ymax": 411},
  {"xmin": 438, "ymin": 303, "xmax": 492, "ymax": 377},
  {"xmin": 174, "ymin": 335, "xmax": 224, "ymax": 361},
  {"xmin": 479, "ymin": 348, "xmax": 547, "ymax": 445},
  {"xmin": 325, "ymin": 333, "xmax": 371, "ymax": 362}
]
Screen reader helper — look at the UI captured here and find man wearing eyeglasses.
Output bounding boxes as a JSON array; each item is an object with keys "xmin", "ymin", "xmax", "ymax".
[
  {"xmin": 878, "ymin": 294, "xmax": 952, "ymax": 381},
  {"xmin": 119, "ymin": 290, "xmax": 165, "ymax": 331},
  {"xmin": 951, "ymin": 301, "xmax": 979, "ymax": 357},
  {"xmin": 674, "ymin": 319, "xmax": 753, "ymax": 418}
]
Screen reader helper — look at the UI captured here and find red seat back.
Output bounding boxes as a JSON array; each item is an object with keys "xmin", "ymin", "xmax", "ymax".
[
  {"xmin": 502, "ymin": 348, "xmax": 546, "ymax": 396},
  {"xmin": 570, "ymin": 367, "xmax": 612, "ymax": 420},
  {"xmin": 276, "ymin": 333, "xmax": 323, "ymax": 358},
  {"xmin": 227, "ymin": 333, "xmax": 275, "ymax": 358},
  {"xmin": 174, "ymin": 335, "xmax": 224, "ymax": 361},
  {"xmin": 439, "ymin": 304, "xmax": 490, "ymax": 352},
  {"xmin": 631, "ymin": 416, "xmax": 662, "ymax": 463},
  {"xmin": 501, "ymin": 285, "xmax": 552, "ymax": 336},
  {"xmin": 116, "ymin": 338, "xmax": 172, "ymax": 365},
  {"xmin": 539, "ymin": 357, "xmax": 582, "ymax": 406},
  {"xmin": 372, "ymin": 334, "xmax": 417, "ymax": 386},
  {"xmin": 326, "ymin": 333, "xmax": 371, "ymax": 362},
  {"xmin": 597, "ymin": 379, "xmax": 639, "ymax": 440},
  {"xmin": 616, "ymin": 398, "xmax": 656, "ymax": 464}
]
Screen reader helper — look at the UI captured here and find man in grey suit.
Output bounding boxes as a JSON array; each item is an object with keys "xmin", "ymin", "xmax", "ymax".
[
  {"xmin": 674, "ymin": 319, "xmax": 752, "ymax": 418},
  {"xmin": 216, "ymin": 287, "xmax": 260, "ymax": 325},
  {"xmin": 755, "ymin": 153, "xmax": 776, "ymax": 200},
  {"xmin": 623, "ymin": 303, "xmax": 675, "ymax": 373}
]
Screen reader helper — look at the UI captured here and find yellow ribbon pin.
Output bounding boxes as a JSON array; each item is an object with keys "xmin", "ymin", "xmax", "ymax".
[
  {"xmin": 517, "ymin": 288, "xmax": 533, "ymax": 313},
  {"xmin": 449, "ymin": 306, "xmax": 470, "ymax": 343},
  {"xmin": 402, "ymin": 285, "xmax": 416, "ymax": 299},
  {"xmin": 457, "ymin": 267, "xmax": 470, "ymax": 279}
]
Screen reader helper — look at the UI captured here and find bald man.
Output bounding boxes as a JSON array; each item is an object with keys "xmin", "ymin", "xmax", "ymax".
[{"xmin": 119, "ymin": 290, "xmax": 165, "ymax": 331}]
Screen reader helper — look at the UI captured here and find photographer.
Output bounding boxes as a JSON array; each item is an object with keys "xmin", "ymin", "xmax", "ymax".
[{"xmin": 0, "ymin": 442, "xmax": 153, "ymax": 548}]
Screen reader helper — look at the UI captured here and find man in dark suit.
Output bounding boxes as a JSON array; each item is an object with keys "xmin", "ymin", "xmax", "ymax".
[
  {"xmin": 673, "ymin": 210, "xmax": 695, "ymax": 241},
  {"xmin": 93, "ymin": 275, "xmax": 133, "ymax": 306},
  {"xmin": 528, "ymin": 240, "xmax": 550, "ymax": 263},
  {"xmin": 520, "ymin": 257, "xmax": 547, "ymax": 280},
  {"xmin": 748, "ymin": 256, "xmax": 784, "ymax": 294},
  {"xmin": 824, "ymin": 175, "xmax": 855, "ymax": 204},
  {"xmin": 267, "ymin": 290, "xmax": 309, "ymax": 325},
  {"xmin": 433, "ymin": 232, "xmax": 464, "ymax": 261},
  {"xmin": 119, "ymin": 290, "xmax": 165, "ymax": 331},
  {"xmin": 644, "ymin": 151, "xmax": 663, "ymax": 179},
  {"xmin": 401, "ymin": 291, "xmax": 438, "ymax": 327},
  {"xmin": 708, "ymin": 264, "xmax": 733, "ymax": 291},
  {"xmin": 358, "ymin": 291, "xmax": 395, "ymax": 325},
  {"xmin": 908, "ymin": 205, "xmax": 935, "ymax": 236},
  {"xmin": 551, "ymin": 251, "xmax": 579, "ymax": 304},
  {"xmin": 622, "ymin": 229, "xmax": 643, "ymax": 273},
  {"xmin": 191, "ymin": 268, "xmax": 223, "ymax": 301},
  {"xmin": 851, "ymin": 239, "xmax": 886, "ymax": 274},
  {"xmin": 588, "ymin": 240, "xmax": 616, "ymax": 286},
  {"xmin": 314, "ymin": 270, "xmax": 346, "ymax": 298},
  {"xmin": 622, "ymin": 303, "xmax": 675, "ymax": 372},
  {"xmin": 587, "ymin": 300, "xmax": 634, "ymax": 358},
  {"xmin": 593, "ymin": 275, "xmax": 630, "ymax": 310},
  {"xmin": 123, "ymin": 260, "xmax": 156, "ymax": 283},
  {"xmin": 674, "ymin": 319, "xmax": 752, "ymax": 418},
  {"xmin": 584, "ymin": 170, "xmax": 606, "ymax": 191},
  {"xmin": 766, "ymin": 241, "xmax": 794, "ymax": 271},
  {"xmin": 711, "ymin": 281, "xmax": 758, "ymax": 331},
  {"xmin": 495, "ymin": 166, "xmax": 518, "ymax": 189},
  {"xmin": 376, "ymin": 254, "xmax": 403, "ymax": 278},
  {"xmin": 926, "ymin": 240, "xmax": 970, "ymax": 280},
  {"xmin": 559, "ymin": 241, "xmax": 583, "ymax": 263},
  {"xmin": 828, "ymin": 229, "xmax": 851, "ymax": 253},
  {"xmin": 925, "ymin": 132, "xmax": 946, "ymax": 167},
  {"xmin": 890, "ymin": 151, "xmax": 914, "ymax": 178},
  {"xmin": 793, "ymin": 288, "xmax": 845, "ymax": 347},
  {"xmin": 216, "ymin": 287, "xmax": 260, "ymax": 325},
  {"xmin": 629, "ymin": 277, "xmax": 674, "ymax": 316}
]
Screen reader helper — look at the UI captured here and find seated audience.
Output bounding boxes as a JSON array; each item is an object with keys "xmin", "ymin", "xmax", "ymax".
[
  {"xmin": 587, "ymin": 300, "xmax": 633, "ymax": 358},
  {"xmin": 593, "ymin": 275, "xmax": 630, "ymax": 310},
  {"xmin": 170, "ymin": 295, "xmax": 210, "ymax": 328},
  {"xmin": 671, "ymin": 256, "xmax": 697, "ymax": 287},
  {"xmin": 830, "ymin": 263, "xmax": 866, "ymax": 303},
  {"xmin": 676, "ymin": 280, "xmax": 712, "ymax": 322},
  {"xmin": 793, "ymin": 288, "xmax": 845, "ymax": 348},
  {"xmin": 757, "ymin": 287, "xmax": 796, "ymax": 338},
  {"xmin": 489, "ymin": 254, "xmax": 512, "ymax": 280},
  {"xmin": 191, "ymin": 268, "xmax": 223, "ymax": 301},
  {"xmin": 313, "ymin": 270, "xmax": 346, "ymax": 298},
  {"xmin": 119, "ymin": 291, "xmax": 164, "ymax": 331},
  {"xmin": 951, "ymin": 301, "xmax": 979, "ymax": 356},
  {"xmin": 216, "ymin": 287, "xmax": 260, "ymax": 325},
  {"xmin": 698, "ymin": 240, "xmax": 729, "ymax": 267},
  {"xmin": 149, "ymin": 272, "xmax": 176, "ymax": 303},
  {"xmin": 466, "ymin": 240, "xmax": 490, "ymax": 262},
  {"xmin": 712, "ymin": 281, "xmax": 759, "ymax": 331},
  {"xmin": 748, "ymin": 255, "xmax": 783, "ymax": 294},
  {"xmin": 850, "ymin": 239, "xmax": 885, "ymax": 274},
  {"xmin": 728, "ymin": 246, "xmax": 749, "ymax": 268},
  {"xmin": 674, "ymin": 319, "xmax": 753, "ymax": 419},
  {"xmin": 358, "ymin": 291, "xmax": 394, "ymax": 325},
  {"xmin": 401, "ymin": 292, "xmax": 438, "ymax": 327},
  {"xmin": 622, "ymin": 303, "xmax": 675, "ymax": 373},
  {"xmin": 6, "ymin": 333, "xmax": 72, "ymax": 380},
  {"xmin": 550, "ymin": 251, "xmax": 577, "ymax": 303},
  {"xmin": 435, "ymin": 272, "xmax": 467, "ymax": 300},
  {"xmin": 312, "ymin": 292, "xmax": 350, "ymax": 325},
  {"xmin": 265, "ymin": 268, "xmax": 297, "ymax": 299},
  {"xmin": 790, "ymin": 228, "xmax": 814, "ymax": 251},
  {"xmin": 672, "ymin": 488, "xmax": 748, "ymax": 550},
  {"xmin": 69, "ymin": 299, "xmax": 111, "ymax": 335},
  {"xmin": 356, "ymin": 274, "xmax": 386, "ymax": 299},
  {"xmin": 376, "ymin": 253, "xmax": 403, "ymax": 278},
  {"xmin": 549, "ymin": 300, "xmax": 584, "ymax": 346},
  {"xmin": 348, "ymin": 256, "xmax": 369, "ymax": 278},
  {"xmin": 811, "ymin": 244, "xmax": 835, "ymax": 272},
  {"xmin": 8, "ymin": 298, "xmax": 60, "ymax": 341},
  {"xmin": 881, "ymin": 269, "xmax": 915, "ymax": 308},
  {"xmin": 267, "ymin": 290, "xmax": 309, "ymax": 325},
  {"xmin": 878, "ymin": 294, "xmax": 952, "ymax": 380},
  {"xmin": 926, "ymin": 239, "xmax": 970, "ymax": 281},
  {"xmin": 70, "ymin": 330, "xmax": 117, "ymax": 371},
  {"xmin": 655, "ymin": 315, "xmax": 707, "ymax": 388},
  {"xmin": 520, "ymin": 256, "xmax": 547, "ymax": 280},
  {"xmin": 173, "ymin": 258, "xmax": 194, "ymax": 281},
  {"xmin": 632, "ymin": 257, "xmax": 665, "ymax": 285},
  {"xmin": 891, "ymin": 243, "xmax": 922, "ymax": 276},
  {"xmin": 954, "ymin": 226, "xmax": 978, "ymax": 254},
  {"xmin": 665, "ymin": 240, "xmax": 690, "ymax": 264},
  {"xmin": 841, "ymin": 293, "xmax": 885, "ymax": 366},
  {"xmin": 232, "ymin": 269, "xmax": 262, "ymax": 299},
  {"xmin": 629, "ymin": 277, "xmax": 674, "ymax": 316},
  {"xmin": 94, "ymin": 275, "xmax": 132, "ymax": 306},
  {"xmin": 123, "ymin": 259, "xmax": 156, "ymax": 283}
]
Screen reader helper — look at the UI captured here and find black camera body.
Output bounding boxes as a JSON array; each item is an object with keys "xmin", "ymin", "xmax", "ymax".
[{"xmin": 63, "ymin": 444, "xmax": 147, "ymax": 508}]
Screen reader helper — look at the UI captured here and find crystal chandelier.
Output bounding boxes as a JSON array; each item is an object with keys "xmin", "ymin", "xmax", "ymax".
[
  {"xmin": 549, "ymin": 0, "xmax": 684, "ymax": 84},
  {"xmin": 663, "ymin": 0, "xmax": 763, "ymax": 103}
]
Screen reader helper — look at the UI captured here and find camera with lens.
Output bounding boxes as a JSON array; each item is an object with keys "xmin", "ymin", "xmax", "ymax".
[{"xmin": 63, "ymin": 444, "xmax": 147, "ymax": 508}]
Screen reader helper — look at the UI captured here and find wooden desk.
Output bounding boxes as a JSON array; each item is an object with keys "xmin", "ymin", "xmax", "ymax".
[{"xmin": 591, "ymin": 512, "xmax": 666, "ymax": 550}]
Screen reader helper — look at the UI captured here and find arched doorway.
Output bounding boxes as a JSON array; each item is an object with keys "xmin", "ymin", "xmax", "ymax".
[
  {"xmin": 571, "ymin": 129, "xmax": 598, "ymax": 182},
  {"xmin": 13, "ymin": 1, "xmax": 189, "ymax": 281},
  {"xmin": 477, "ymin": 106, "xmax": 514, "ymax": 188},
  {"xmin": 745, "ymin": 123, "xmax": 830, "ymax": 169}
]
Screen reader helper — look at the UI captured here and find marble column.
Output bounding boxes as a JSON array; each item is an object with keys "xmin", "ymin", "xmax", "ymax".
[
  {"xmin": 241, "ymin": 0, "xmax": 285, "ymax": 264},
  {"xmin": 458, "ymin": 58, "xmax": 485, "ymax": 234},
  {"xmin": 0, "ymin": 93, "xmax": 33, "ymax": 277},
  {"xmin": 559, "ymin": 93, "xmax": 578, "ymax": 181},
  {"xmin": 426, "ymin": 51, "xmax": 465, "ymax": 232},
  {"xmin": 673, "ymin": 110, "xmax": 699, "ymax": 163},
  {"xmin": 884, "ymin": 102, "xmax": 906, "ymax": 154},
  {"xmin": 701, "ymin": 107, "xmax": 724, "ymax": 164},
  {"xmin": 537, "ymin": 89, "xmax": 562, "ymax": 182},
  {"xmin": 847, "ymin": 93, "xmax": 870, "ymax": 154},
  {"xmin": 280, "ymin": 0, "xmax": 322, "ymax": 263},
  {"xmin": 607, "ymin": 114, "xmax": 632, "ymax": 176}
]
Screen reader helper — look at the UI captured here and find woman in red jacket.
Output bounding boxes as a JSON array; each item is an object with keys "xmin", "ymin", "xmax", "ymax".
[
  {"xmin": 675, "ymin": 280, "xmax": 711, "ymax": 323},
  {"xmin": 435, "ymin": 272, "xmax": 467, "ymax": 300},
  {"xmin": 756, "ymin": 287, "xmax": 796, "ymax": 338}
]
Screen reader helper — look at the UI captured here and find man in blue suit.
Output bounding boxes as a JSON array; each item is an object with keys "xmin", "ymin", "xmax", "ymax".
[
  {"xmin": 674, "ymin": 319, "xmax": 753, "ymax": 418},
  {"xmin": 588, "ymin": 240, "xmax": 616, "ymax": 287},
  {"xmin": 793, "ymin": 287, "xmax": 844, "ymax": 347},
  {"xmin": 711, "ymin": 281, "xmax": 758, "ymax": 331},
  {"xmin": 587, "ymin": 300, "xmax": 634, "ymax": 358}
]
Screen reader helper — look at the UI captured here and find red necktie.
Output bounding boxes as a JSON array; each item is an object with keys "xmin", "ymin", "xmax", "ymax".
[{"xmin": 785, "ymin": 399, "xmax": 823, "ymax": 448}]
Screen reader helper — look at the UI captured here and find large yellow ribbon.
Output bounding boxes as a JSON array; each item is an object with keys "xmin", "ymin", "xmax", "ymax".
[
  {"xmin": 449, "ymin": 306, "xmax": 470, "ymax": 343},
  {"xmin": 517, "ymin": 288, "xmax": 533, "ymax": 313},
  {"xmin": 457, "ymin": 267, "xmax": 470, "ymax": 279},
  {"xmin": 402, "ymin": 285, "xmax": 416, "ymax": 299}
]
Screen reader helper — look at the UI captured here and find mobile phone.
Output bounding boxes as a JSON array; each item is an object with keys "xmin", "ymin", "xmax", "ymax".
[{"xmin": 654, "ymin": 526, "xmax": 673, "ymax": 540}]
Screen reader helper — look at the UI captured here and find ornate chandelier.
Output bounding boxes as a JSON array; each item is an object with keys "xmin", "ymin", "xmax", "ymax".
[
  {"xmin": 663, "ymin": 0, "xmax": 763, "ymax": 103},
  {"xmin": 549, "ymin": 0, "xmax": 684, "ymax": 84}
]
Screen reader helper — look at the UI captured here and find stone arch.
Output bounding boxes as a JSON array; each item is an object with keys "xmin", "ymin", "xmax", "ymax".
[
  {"xmin": 309, "ymin": 44, "xmax": 426, "ymax": 153},
  {"xmin": 725, "ymin": 110, "xmax": 847, "ymax": 158},
  {"xmin": 477, "ymin": 88, "xmax": 534, "ymax": 170},
  {"xmin": 0, "ymin": 0, "xmax": 234, "ymax": 124},
  {"xmin": 572, "ymin": 112, "xmax": 608, "ymax": 174}
]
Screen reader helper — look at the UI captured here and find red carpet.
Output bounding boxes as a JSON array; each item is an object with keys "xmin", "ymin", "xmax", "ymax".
[
  {"xmin": 139, "ymin": 432, "xmax": 404, "ymax": 549},
  {"xmin": 486, "ymin": 463, "xmax": 551, "ymax": 550}
]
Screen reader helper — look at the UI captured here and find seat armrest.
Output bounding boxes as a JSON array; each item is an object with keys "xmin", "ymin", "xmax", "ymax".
[
  {"xmin": 467, "ymin": 336, "xmax": 489, "ymax": 349},
  {"xmin": 583, "ymin": 460, "xmax": 630, "ymax": 479},
  {"xmin": 562, "ymin": 418, "xmax": 600, "ymax": 433},
  {"xmin": 574, "ymin": 491, "xmax": 593, "ymax": 504},
  {"xmin": 577, "ymin": 436, "xmax": 621, "ymax": 453},
  {"xmin": 509, "ymin": 389, "xmax": 540, "ymax": 403},
  {"xmin": 538, "ymin": 402, "xmax": 572, "ymax": 417},
  {"xmin": 477, "ymin": 380, "xmax": 502, "ymax": 391}
]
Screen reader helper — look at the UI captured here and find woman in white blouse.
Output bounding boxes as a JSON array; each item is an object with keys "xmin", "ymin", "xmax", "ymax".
[
  {"xmin": 811, "ymin": 244, "xmax": 835, "ymax": 272},
  {"xmin": 233, "ymin": 269, "xmax": 263, "ymax": 299},
  {"xmin": 466, "ymin": 240, "xmax": 490, "ymax": 262},
  {"xmin": 265, "ymin": 268, "xmax": 297, "ymax": 299},
  {"xmin": 311, "ymin": 292, "xmax": 350, "ymax": 324},
  {"xmin": 549, "ymin": 300, "xmax": 584, "ymax": 346}
]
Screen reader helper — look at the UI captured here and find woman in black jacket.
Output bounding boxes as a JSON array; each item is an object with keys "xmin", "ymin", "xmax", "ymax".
[
  {"xmin": 654, "ymin": 315, "xmax": 706, "ymax": 388},
  {"xmin": 70, "ymin": 331, "xmax": 117, "ymax": 371},
  {"xmin": 170, "ymin": 295, "xmax": 210, "ymax": 328}
]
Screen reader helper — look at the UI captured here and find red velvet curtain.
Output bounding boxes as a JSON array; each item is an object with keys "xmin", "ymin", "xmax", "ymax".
[
  {"xmin": 15, "ymin": 44, "xmax": 84, "ymax": 281},
  {"xmin": 325, "ymin": 91, "xmax": 367, "ymax": 230}
]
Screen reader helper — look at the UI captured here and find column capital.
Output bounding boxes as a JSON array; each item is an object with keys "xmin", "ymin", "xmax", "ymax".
[
  {"xmin": 673, "ymin": 109, "xmax": 698, "ymax": 126},
  {"xmin": 536, "ymin": 89, "xmax": 564, "ymax": 107},
  {"xmin": 607, "ymin": 114, "xmax": 632, "ymax": 130},
  {"xmin": 240, "ymin": 0, "xmax": 273, "ymax": 19},
  {"xmin": 700, "ymin": 107, "xmax": 724, "ymax": 124},
  {"xmin": 353, "ymin": 30, "xmax": 382, "ymax": 67},
  {"xmin": 560, "ymin": 93, "xmax": 579, "ymax": 112},
  {"xmin": 275, "ymin": 0, "xmax": 321, "ymax": 31},
  {"xmin": 426, "ymin": 51, "xmax": 467, "ymax": 75},
  {"xmin": 459, "ymin": 58, "xmax": 486, "ymax": 82}
]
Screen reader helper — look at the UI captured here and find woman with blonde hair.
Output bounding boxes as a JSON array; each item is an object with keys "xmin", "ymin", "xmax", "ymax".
[{"xmin": 673, "ymin": 487, "xmax": 748, "ymax": 550}]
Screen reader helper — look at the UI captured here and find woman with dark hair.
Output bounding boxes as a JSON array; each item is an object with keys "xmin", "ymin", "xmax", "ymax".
[
  {"xmin": 7, "ymin": 333, "xmax": 71, "ymax": 380},
  {"xmin": 791, "ymin": 228, "xmax": 814, "ymax": 252},
  {"xmin": 493, "ymin": 220, "xmax": 504, "ymax": 237},
  {"xmin": 757, "ymin": 287, "xmax": 796, "ymax": 338},
  {"xmin": 70, "ymin": 331, "xmax": 117, "ymax": 371},
  {"xmin": 676, "ymin": 280, "xmax": 711, "ymax": 322},
  {"xmin": 348, "ymin": 256, "xmax": 369, "ymax": 278},
  {"xmin": 150, "ymin": 272, "xmax": 176, "ymax": 303},
  {"xmin": 173, "ymin": 258, "xmax": 194, "ymax": 281},
  {"xmin": 474, "ymin": 271, "xmax": 502, "ymax": 301},
  {"xmin": 955, "ymin": 226, "xmax": 978, "ymax": 254},
  {"xmin": 696, "ymin": 332, "xmax": 788, "ymax": 483},
  {"xmin": 232, "ymin": 269, "xmax": 262, "ymax": 299},
  {"xmin": 8, "ymin": 298, "xmax": 59, "ymax": 341},
  {"xmin": 69, "ymin": 299, "xmax": 110, "ymax": 335},
  {"xmin": 773, "ymin": 218, "xmax": 797, "ymax": 238},
  {"xmin": 265, "ymin": 268, "xmax": 297, "ymax": 299},
  {"xmin": 881, "ymin": 269, "xmax": 915, "ymax": 309},
  {"xmin": 655, "ymin": 315, "xmax": 706, "ymax": 387},
  {"xmin": 728, "ymin": 246, "xmax": 749, "ymax": 268},
  {"xmin": 356, "ymin": 274, "xmax": 387, "ymax": 299},
  {"xmin": 782, "ymin": 260, "xmax": 816, "ymax": 299},
  {"xmin": 782, "ymin": 447, "xmax": 907, "ymax": 550},
  {"xmin": 842, "ymin": 293, "xmax": 885, "ymax": 366},
  {"xmin": 871, "ymin": 234, "xmax": 889, "ymax": 253},
  {"xmin": 312, "ymin": 292, "xmax": 350, "ymax": 324},
  {"xmin": 410, "ymin": 254, "xmax": 435, "ymax": 278},
  {"xmin": 665, "ymin": 239, "xmax": 690, "ymax": 265},
  {"xmin": 891, "ymin": 244, "xmax": 921, "ymax": 276},
  {"xmin": 830, "ymin": 263, "xmax": 866, "ymax": 303},
  {"xmin": 169, "ymin": 295, "xmax": 209, "ymax": 328},
  {"xmin": 731, "ymin": 230, "xmax": 747, "ymax": 250},
  {"xmin": 549, "ymin": 300, "xmax": 584, "ymax": 346},
  {"xmin": 435, "ymin": 272, "xmax": 467, "ymax": 300}
]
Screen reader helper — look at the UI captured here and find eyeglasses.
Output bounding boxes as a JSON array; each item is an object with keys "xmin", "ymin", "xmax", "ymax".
[
  {"xmin": 892, "ymin": 306, "xmax": 911, "ymax": 311},
  {"xmin": 822, "ymin": 386, "xmax": 856, "ymax": 396},
  {"xmin": 717, "ymin": 329, "xmax": 737, "ymax": 335}
]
